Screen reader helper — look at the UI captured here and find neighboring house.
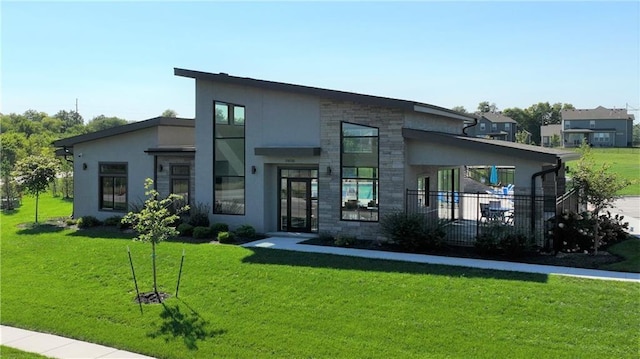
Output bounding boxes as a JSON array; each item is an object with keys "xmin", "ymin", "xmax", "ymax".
[
  {"xmin": 560, "ymin": 106, "xmax": 635, "ymax": 148},
  {"xmin": 54, "ymin": 68, "xmax": 579, "ymax": 242},
  {"xmin": 466, "ymin": 112, "xmax": 518, "ymax": 142},
  {"xmin": 540, "ymin": 124, "xmax": 562, "ymax": 147}
]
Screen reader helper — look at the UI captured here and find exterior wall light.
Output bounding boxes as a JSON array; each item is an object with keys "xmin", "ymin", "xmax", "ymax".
[
  {"xmin": 326, "ymin": 166, "xmax": 332, "ymax": 175},
  {"xmin": 251, "ymin": 165, "xmax": 257, "ymax": 174}
]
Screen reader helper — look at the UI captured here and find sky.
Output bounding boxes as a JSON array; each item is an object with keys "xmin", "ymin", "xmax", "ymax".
[{"xmin": 2, "ymin": 1, "xmax": 639, "ymax": 123}]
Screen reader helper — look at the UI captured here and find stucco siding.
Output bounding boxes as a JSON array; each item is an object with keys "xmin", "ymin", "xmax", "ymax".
[{"xmin": 72, "ymin": 127, "xmax": 158, "ymax": 220}]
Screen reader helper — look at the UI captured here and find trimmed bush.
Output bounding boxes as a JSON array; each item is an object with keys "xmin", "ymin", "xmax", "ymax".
[
  {"xmin": 103, "ymin": 216, "xmax": 123, "ymax": 227},
  {"xmin": 188, "ymin": 213, "xmax": 210, "ymax": 228},
  {"xmin": 177, "ymin": 223, "xmax": 194, "ymax": 237},
  {"xmin": 217, "ymin": 231, "xmax": 236, "ymax": 244},
  {"xmin": 476, "ymin": 224, "xmax": 532, "ymax": 258},
  {"xmin": 334, "ymin": 234, "xmax": 357, "ymax": 247},
  {"xmin": 234, "ymin": 224, "xmax": 256, "ymax": 239},
  {"xmin": 380, "ymin": 212, "xmax": 446, "ymax": 252},
  {"xmin": 77, "ymin": 216, "xmax": 102, "ymax": 228},
  {"xmin": 192, "ymin": 226, "xmax": 213, "ymax": 239},
  {"xmin": 211, "ymin": 222, "xmax": 229, "ymax": 234}
]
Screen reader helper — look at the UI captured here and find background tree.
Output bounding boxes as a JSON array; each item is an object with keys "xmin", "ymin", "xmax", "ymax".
[
  {"xmin": 161, "ymin": 109, "xmax": 178, "ymax": 118},
  {"xmin": 549, "ymin": 134, "xmax": 561, "ymax": 147},
  {"xmin": 12, "ymin": 155, "xmax": 59, "ymax": 223},
  {"xmin": 85, "ymin": 115, "xmax": 128, "ymax": 132},
  {"xmin": 54, "ymin": 110, "xmax": 84, "ymax": 132},
  {"xmin": 451, "ymin": 106, "xmax": 468, "ymax": 113},
  {"xmin": 0, "ymin": 133, "xmax": 27, "ymax": 210},
  {"xmin": 477, "ymin": 101, "xmax": 498, "ymax": 113},
  {"xmin": 633, "ymin": 123, "xmax": 640, "ymax": 146},
  {"xmin": 570, "ymin": 143, "xmax": 632, "ymax": 254},
  {"xmin": 122, "ymin": 178, "xmax": 189, "ymax": 299},
  {"xmin": 515, "ymin": 130, "xmax": 533, "ymax": 144}
]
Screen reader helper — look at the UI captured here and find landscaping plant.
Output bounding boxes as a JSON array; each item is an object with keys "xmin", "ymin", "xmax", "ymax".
[
  {"xmin": 11, "ymin": 155, "xmax": 59, "ymax": 223},
  {"xmin": 121, "ymin": 178, "xmax": 189, "ymax": 300}
]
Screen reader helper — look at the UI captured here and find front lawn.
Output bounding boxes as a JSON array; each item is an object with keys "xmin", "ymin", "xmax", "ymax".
[
  {"xmin": 568, "ymin": 147, "xmax": 640, "ymax": 195},
  {"xmin": 1, "ymin": 195, "xmax": 639, "ymax": 358}
]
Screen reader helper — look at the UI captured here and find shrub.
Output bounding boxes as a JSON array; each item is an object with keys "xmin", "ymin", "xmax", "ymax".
[
  {"xmin": 77, "ymin": 216, "xmax": 102, "ymax": 228},
  {"xmin": 380, "ymin": 212, "xmax": 446, "ymax": 252},
  {"xmin": 318, "ymin": 232, "xmax": 335, "ymax": 243},
  {"xmin": 65, "ymin": 218, "xmax": 77, "ymax": 226},
  {"xmin": 475, "ymin": 233, "xmax": 500, "ymax": 256},
  {"xmin": 177, "ymin": 223, "xmax": 194, "ymax": 237},
  {"xmin": 192, "ymin": 226, "xmax": 213, "ymax": 239},
  {"xmin": 188, "ymin": 213, "xmax": 210, "ymax": 228},
  {"xmin": 334, "ymin": 234, "xmax": 357, "ymax": 247},
  {"xmin": 211, "ymin": 222, "xmax": 229, "ymax": 234},
  {"xmin": 499, "ymin": 233, "xmax": 531, "ymax": 258},
  {"xmin": 217, "ymin": 231, "xmax": 236, "ymax": 244},
  {"xmin": 598, "ymin": 211, "xmax": 630, "ymax": 248},
  {"xmin": 103, "ymin": 216, "xmax": 123, "ymax": 227},
  {"xmin": 234, "ymin": 224, "xmax": 256, "ymax": 239}
]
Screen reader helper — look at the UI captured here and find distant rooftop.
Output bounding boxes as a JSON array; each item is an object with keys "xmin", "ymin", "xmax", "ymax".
[
  {"xmin": 561, "ymin": 106, "xmax": 635, "ymax": 121},
  {"xmin": 476, "ymin": 112, "xmax": 516, "ymax": 123}
]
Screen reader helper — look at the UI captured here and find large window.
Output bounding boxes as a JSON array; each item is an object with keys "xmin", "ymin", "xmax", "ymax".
[
  {"xmin": 99, "ymin": 163, "xmax": 127, "ymax": 211},
  {"xmin": 214, "ymin": 101, "xmax": 245, "ymax": 214},
  {"xmin": 341, "ymin": 122, "xmax": 378, "ymax": 221}
]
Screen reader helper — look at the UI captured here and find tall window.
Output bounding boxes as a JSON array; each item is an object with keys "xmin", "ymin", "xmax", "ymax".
[
  {"xmin": 214, "ymin": 101, "xmax": 245, "ymax": 214},
  {"xmin": 99, "ymin": 163, "xmax": 127, "ymax": 211},
  {"xmin": 170, "ymin": 164, "xmax": 190, "ymax": 207},
  {"xmin": 480, "ymin": 123, "xmax": 486, "ymax": 131},
  {"xmin": 491, "ymin": 123, "xmax": 497, "ymax": 131},
  {"xmin": 504, "ymin": 123, "xmax": 511, "ymax": 130},
  {"xmin": 341, "ymin": 122, "xmax": 378, "ymax": 221},
  {"xmin": 589, "ymin": 120, "xmax": 596, "ymax": 128}
]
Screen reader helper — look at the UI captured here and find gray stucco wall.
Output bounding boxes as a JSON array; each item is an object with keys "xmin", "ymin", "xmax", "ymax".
[{"xmin": 72, "ymin": 127, "xmax": 158, "ymax": 220}]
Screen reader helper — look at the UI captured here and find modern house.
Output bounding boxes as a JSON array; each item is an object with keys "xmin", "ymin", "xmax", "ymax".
[
  {"xmin": 559, "ymin": 106, "xmax": 635, "ymax": 148},
  {"xmin": 466, "ymin": 112, "xmax": 518, "ymax": 142},
  {"xmin": 54, "ymin": 68, "xmax": 580, "ymax": 242}
]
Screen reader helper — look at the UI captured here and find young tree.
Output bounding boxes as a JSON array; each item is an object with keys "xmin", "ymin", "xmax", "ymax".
[
  {"xmin": 12, "ymin": 155, "xmax": 59, "ymax": 222},
  {"xmin": 570, "ymin": 143, "xmax": 631, "ymax": 254},
  {"xmin": 122, "ymin": 178, "xmax": 189, "ymax": 298}
]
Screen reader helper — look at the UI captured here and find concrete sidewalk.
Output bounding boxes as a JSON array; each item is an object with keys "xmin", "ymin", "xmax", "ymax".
[
  {"xmin": 242, "ymin": 237, "xmax": 640, "ymax": 282},
  {"xmin": 0, "ymin": 325, "xmax": 155, "ymax": 359}
]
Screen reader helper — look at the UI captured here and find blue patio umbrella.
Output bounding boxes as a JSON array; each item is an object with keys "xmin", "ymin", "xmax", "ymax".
[{"xmin": 489, "ymin": 166, "xmax": 498, "ymax": 185}]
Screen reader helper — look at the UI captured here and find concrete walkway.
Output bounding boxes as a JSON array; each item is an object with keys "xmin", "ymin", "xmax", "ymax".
[
  {"xmin": 0, "ymin": 325, "xmax": 155, "ymax": 359},
  {"xmin": 242, "ymin": 236, "xmax": 640, "ymax": 282}
]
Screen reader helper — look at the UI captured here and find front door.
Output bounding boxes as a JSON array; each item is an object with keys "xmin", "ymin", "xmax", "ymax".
[
  {"xmin": 279, "ymin": 168, "xmax": 318, "ymax": 233},
  {"xmin": 287, "ymin": 179, "xmax": 311, "ymax": 232}
]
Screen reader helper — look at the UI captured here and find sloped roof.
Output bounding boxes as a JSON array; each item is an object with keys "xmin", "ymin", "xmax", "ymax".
[
  {"xmin": 403, "ymin": 128, "xmax": 580, "ymax": 163},
  {"xmin": 561, "ymin": 106, "xmax": 634, "ymax": 121},
  {"xmin": 53, "ymin": 117, "xmax": 194, "ymax": 148},
  {"xmin": 477, "ymin": 112, "xmax": 517, "ymax": 123},
  {"xmin": 174, "ymin": 68, "xmax": 477, "ymax": 123}
]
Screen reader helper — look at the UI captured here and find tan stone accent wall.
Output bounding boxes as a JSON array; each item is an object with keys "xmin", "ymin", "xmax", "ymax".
[
  {"xmin": 155, "ymin": 156, "xmax": 195, "ymax": 203},
  {"xmin": 318, "ymin": 100, "xmax": 405, "ymax": 240}
]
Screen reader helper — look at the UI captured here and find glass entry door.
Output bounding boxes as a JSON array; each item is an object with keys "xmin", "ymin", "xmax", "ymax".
[{"xmin": 279, "ymin": 168, "xmax": 318, "ymax": 233}]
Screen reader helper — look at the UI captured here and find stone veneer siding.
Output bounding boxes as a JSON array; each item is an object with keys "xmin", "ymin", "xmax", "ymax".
[
  {"xmin": 155, "ymin": 156, "xmax": 195, "ymax": 204},
  {"xmin": 318, "ymin": 100, "xmax": 405, "ymax": 241}
]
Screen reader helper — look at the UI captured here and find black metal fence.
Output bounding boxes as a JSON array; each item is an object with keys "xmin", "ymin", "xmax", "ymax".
[{"xmin": 405, "ymin": 190, "xmax": 558, "ymax": 248}]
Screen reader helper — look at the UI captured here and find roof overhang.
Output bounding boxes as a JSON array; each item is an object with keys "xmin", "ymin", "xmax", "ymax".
[
  {"xmin": 174, "ymin": 68, "xmax": 477, "ymax": 123},
  {"xmin": 254, "ymin": 147, "xmax": 321, "ymax": 157},
  {"xmin": 52, "ymin": 117, "xmax": 194, "ymax": 148},
  {"xmin": 145, "ymin": 147, "xmax": 196, "ymax": 156},
  {"xmin": 403, "ymin": 128, "xmax": 580, "ymax": 163}
]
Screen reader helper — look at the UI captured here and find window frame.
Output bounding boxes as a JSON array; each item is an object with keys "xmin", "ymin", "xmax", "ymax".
[
  {"xmin": 170, "ymin": 164, "xmax": 190, "ymax": 206},
  {"xmin": 98, "ymin": 162, "xmax": 128, "ymax": 212},
  {"xmin": 213, "ymin": 101, "xmax": 246, "ymax": 215},
  {"xmin": 340, "ymin": 121, "xmax": 379, "ymax": 222}
]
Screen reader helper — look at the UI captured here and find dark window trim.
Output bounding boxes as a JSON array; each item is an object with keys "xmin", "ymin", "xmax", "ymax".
[
  {"xmin": 213, "ymin": 100, "xmax": 246, "ymax": 215},
  {"xmin": 170, "ymin": 164, "xmax": 190, "ymax": 205},
  {"xmin": 98, "ymin": 162, "xmax": 128, "ymax": 212},
  {"xmin": 340, "ymin": 121, "xmax": 380, "ymax": 222}
]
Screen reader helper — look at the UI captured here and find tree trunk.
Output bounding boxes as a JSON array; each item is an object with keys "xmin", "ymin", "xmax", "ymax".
[
  {"xmin": 152, "ymin": 241, "xmax": 158, "ymax": 295},
  {"xmin": 593, "ymin": 209, "xmax": 600, "ymax": 255},
  {"xmin": 35, "ymin": 191, "xmax": 39, "ymax": 223}
]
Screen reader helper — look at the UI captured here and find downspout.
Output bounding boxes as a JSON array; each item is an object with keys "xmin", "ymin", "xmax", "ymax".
[
  {"xmin": 462, "ymin": 115, "xmax": 478, "ymax": 136},
  {"xmin": 530, "ymin": 158, "xmax": 562, "ymax": 235}
]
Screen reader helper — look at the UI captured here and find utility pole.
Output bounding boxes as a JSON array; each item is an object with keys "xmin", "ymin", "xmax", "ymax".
[{"xmin": 75, "ymin": 98, "xmax": 78, "ymax": 113}]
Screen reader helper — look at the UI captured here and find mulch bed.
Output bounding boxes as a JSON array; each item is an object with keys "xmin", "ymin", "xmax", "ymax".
[
  {"xmin": 301, "ymin": 237, "xmax": 623, "ymax": 270},
  {"xmin": 135, "ymin": 291, "xmax": 171, "ymax": 304}
]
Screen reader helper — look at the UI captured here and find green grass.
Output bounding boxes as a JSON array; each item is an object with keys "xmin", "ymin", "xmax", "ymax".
[
  {"xmin": 2, "ymin": 195, "xmax": 639, "ymax": 358},
  {"xmin": 0, "ymin": 346, "xmax": 53, "ymax": 359},
  {"xmin": 568, "ymin": 147, "xmax": 640, "ymax": 195},
  {"xmin": 604, "ymin": 239, "xmax": 640, "ymax": 272}
]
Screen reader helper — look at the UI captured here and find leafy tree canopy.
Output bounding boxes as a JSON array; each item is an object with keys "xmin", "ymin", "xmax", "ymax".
[{"xmin": 86, "ymin": 115, "xmax": 129, "ymax": 132}]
